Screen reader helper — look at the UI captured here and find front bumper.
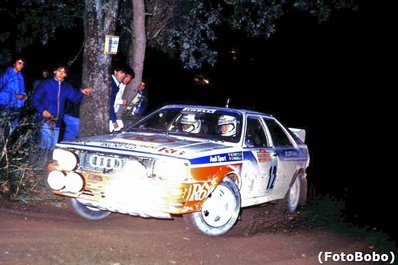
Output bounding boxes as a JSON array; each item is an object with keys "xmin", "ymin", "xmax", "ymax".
[{"xmin": 49, "ymin": 166, "xmax": 214, "ymax": 218}]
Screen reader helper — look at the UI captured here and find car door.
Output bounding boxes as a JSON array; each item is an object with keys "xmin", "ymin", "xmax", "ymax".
[
  {"xmin": 262, "ymin": 117, "xmax": 301, "ymax": 200},
  {"xmin": 240, "ymin": 116, "xmax": 277, "ymax": 203}
]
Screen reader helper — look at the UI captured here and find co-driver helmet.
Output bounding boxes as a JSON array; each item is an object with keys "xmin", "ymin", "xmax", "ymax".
[{"xmin": 218, "ymin": 115, "xmax": 237, "ymax": 136}]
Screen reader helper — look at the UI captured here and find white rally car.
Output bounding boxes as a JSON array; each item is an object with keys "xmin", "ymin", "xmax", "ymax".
[{"xmin": 47, "ymin": 104, "xmax": 310, "ymax": 236}]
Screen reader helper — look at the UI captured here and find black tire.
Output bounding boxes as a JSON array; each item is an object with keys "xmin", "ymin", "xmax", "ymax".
[
  {"xmin": 69, "ymin": 198, "xmax": 111, "ymax": 220},
  {"xmin": 183, "ymin": 177, "xmax": 241, "ymax": 236},
  {"xmin": 299, "ymin": 176, "xmax": 308, "ymax": 207},
  {"xmin": 286, "ymin": 175, "xmax": 307, "ymax": 213}
]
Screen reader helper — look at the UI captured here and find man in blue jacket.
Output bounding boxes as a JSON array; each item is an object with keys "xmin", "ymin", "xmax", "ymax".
[
  {"xmin": 31, "ymin": 64, "xmax": 92, "ymax": 150},
  {"xmin": 0, "ymin": 56, "xmax": 28, "ymax": 130}
]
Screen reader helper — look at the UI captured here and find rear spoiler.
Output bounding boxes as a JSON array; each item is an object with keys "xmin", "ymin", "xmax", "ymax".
[{"xmin": 288, "ymin": 128, "xmax": 306, "ymax": 143}]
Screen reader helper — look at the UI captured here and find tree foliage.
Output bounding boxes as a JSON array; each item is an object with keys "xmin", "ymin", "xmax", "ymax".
[
  {"xmin": 0, "ymin": 0, "xmax": 357, "ymax": 137},
  {"xmin": 0, "ymin": 0, "xmax": 357, "ymax": 69},
  {"xmin": 0, "ymin": 0, "xmax": 83, "ymax": 64},
  {"xmin": 144, "ymin": 0, "xmax": 357, "ymax": 69}
]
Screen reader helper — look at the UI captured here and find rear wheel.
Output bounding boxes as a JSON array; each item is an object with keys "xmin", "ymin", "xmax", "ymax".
[
  {"xmin": 69, "ymin": 198, "xmax": 111, "ymax": 220},
  {"xmin": 287, "ymin": 176, "xmax": 300, "ymax": 213},
  {"xmin": 183, "ymin": 177, "xmax": 241, "ymax": 236},
  {"xmin": 286, "ymin": 175, "xmax": 307, "ymax": 213}
]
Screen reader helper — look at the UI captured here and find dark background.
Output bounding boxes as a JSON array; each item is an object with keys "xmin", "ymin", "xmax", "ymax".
[{"xmin": 8, "ymin": 9, "xmax": 392, "ymax": 241}]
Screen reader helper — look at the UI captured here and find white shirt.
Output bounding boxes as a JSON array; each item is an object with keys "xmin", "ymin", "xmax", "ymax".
[{"xmin": 112, "ymin": 75, "xmax": 125, "ymax": 113}]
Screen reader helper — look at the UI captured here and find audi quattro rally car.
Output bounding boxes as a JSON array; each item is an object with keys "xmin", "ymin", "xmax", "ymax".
[{"xmin": 47, "ymin": 104, "xmax": 310, "ymax": 236}]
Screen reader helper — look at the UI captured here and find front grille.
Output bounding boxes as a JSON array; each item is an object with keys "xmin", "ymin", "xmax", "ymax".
[
  {"xmin": 76, "ymin": 150, "xmax": 154, "ymax": 175},
  {"xmin": 78, "ymin": 151, "xmax": 128, "ymax": 174}
]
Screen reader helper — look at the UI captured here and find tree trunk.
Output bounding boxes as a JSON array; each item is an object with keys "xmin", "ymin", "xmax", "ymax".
[
  {"xmin": 80, "ymin": 0, "xmax": 120, "ymax": 137},
  {"xmin": 117, "ymin": 0, "xmax": 146, "ymax": 118}
]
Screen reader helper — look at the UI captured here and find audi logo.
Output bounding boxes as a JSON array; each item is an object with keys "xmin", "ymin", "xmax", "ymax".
[{"xmin": 89, "ymin": 155, "xmax": 123, "ymax": 170}]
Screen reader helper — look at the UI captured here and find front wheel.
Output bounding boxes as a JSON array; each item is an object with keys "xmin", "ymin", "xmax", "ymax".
[
  {"xmin": 183, "ymin": 177, "xmax": 241, "ymax": 236},
  {"xmin": 69, "ymin": 198, "xmax": 111, "ymax": 220}
]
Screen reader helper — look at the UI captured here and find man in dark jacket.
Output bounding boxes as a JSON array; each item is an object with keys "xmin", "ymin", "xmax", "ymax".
[
  {"xmin": 31, "ymin": 64, "xmax": 92, "ymax": 150},
  {"xmin": 109, "ymin": 64, "xmax": 128, "ymax": 132}
]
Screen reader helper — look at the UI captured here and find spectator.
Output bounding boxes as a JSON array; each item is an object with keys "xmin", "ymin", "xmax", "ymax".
[
  {"xmin": 124, "ymin": 81, "xmax": 148, "ymax": 123},
  {"xmin": 32, "ymin": 69, "xmax": 49, "ymax": 94},
  {"xmin": 0, "ymin": 56, "xmax": 28, "ymax": 129},
  {"xmin": 31, "ymin": 63, "xmax": 92, "ymax": 150},
  {"xmin": 114, "ymin": 68, "xmax": 135, "ymax": 114},
  {"xmin": 109, "ymin": 64, "xmax": 129, "ymax": 132}
]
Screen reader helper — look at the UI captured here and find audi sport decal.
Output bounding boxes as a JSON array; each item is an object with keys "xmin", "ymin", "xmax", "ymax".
[
  {"xmin": 190, "ymin": 152, "xmax": 243, "ymax": 165},
  {"xmin": 210, "ymin": 155, "xmax": 227, "ymax": 163}
]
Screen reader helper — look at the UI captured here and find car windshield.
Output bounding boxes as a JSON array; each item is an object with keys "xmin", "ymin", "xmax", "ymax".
[{"xmin": 126, "ymin": 106, "xmax": 242, "ymax": 143}]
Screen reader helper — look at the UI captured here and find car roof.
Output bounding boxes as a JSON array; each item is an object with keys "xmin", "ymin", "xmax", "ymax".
[{"xmin": 161, "ymin": 104, "xmax": 274, "ymax": 119}]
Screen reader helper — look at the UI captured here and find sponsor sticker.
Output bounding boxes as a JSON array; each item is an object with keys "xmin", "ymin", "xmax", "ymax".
[
  {"xmin": 158, "ymin": 147, "xmax": 185, "ymax": 156},
  {"xmin": 257, "ymin": 149, "xmax": 271, "ymax": 163},
  {"xmin": 182, "ymin": 107, "xmax": 216, "ymax": 113},
  {"xmin": 184, "ymin": 182, "xmax": 212, "ymax": 201}
]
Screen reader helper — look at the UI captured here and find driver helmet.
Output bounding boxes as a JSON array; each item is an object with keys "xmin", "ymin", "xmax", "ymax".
[
  {"xmin": 218, "ymin": 115, "xmax": 237, "ymax": 136},
  {"xmin": 180, "ymin": 114, "xmax": 201, "ymax": 133}
]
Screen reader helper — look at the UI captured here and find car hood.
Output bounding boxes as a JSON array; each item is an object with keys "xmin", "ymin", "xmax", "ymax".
[{"xmin": 58, "ymin": 131, "xmax": 236, "ymax": 159}]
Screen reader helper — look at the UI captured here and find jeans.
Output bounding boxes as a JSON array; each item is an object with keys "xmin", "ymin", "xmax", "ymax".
[
  {"xmin": 40, "ymin": 122, "xmax": 60, "ymax": 150},
  {"xmin": 63, "ymin": 114, "xmax": 80, "ymax": 141}
]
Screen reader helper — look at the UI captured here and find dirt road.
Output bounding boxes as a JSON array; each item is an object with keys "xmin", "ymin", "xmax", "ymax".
[{"xmin": 0, "ymin": 200, "xmax": 395, "ymax": 265}]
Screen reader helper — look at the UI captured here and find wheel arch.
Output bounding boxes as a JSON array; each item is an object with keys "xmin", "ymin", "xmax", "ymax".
[
  {"xmin": 189, "ymin": 165, "xmax": 242, "ymax": 212},
  {"xmin": 209, "ymin": 165, "xmax": 242, "ymax": 193}
]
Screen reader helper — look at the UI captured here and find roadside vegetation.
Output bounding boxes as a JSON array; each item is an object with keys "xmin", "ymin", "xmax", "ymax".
[{"xmin": 0, "ymin": 110, "xmax": 50, "ymax": 201}]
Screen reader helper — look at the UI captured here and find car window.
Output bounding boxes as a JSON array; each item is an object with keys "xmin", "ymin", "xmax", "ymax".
[
  {"xmin": 140, "ymin": 109, "xmax": 181, "ymax": 130},
  {"xmin": 127, "ymin": 107, "xmax": 242, "ymax": 143},
  {"xmin": 262, "ymin": 118, "xmax": 292, "ymax": 147},
  {"xmin": 245, "ymin": 117, "xmax": 269, "ymax": 147}
]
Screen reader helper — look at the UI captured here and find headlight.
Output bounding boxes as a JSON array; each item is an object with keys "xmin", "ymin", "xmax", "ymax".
[
  {"xmin": 53, "ymin": 149, "xmax": 78, "ymax": 171},
  {"xmin": 119, "ymin": 160, "xmax": 147, "ymax": 179},
  {"xmin": 64, "ymin": 172, "xmax": 84, "ymax": 193},
  {"xmin": 153, "ymin": 159, "xmax": 189, "ymax": 181},
  {"xmin": 47, "ymin": 170, "xmax": 66, "ymax": 190}
]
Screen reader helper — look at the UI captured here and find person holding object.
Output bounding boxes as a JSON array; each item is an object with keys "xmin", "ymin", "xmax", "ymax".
[
  {"xmin": 124, "ymin": 81, "xmax": 148, "ymax": 123},
  {"xmin": 0, "ymin": 56, "xmax": 28, "ymax": 130},
  {"xmin": 31, "ymin": 63, "xmax": 92, "ymax": 150}
]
